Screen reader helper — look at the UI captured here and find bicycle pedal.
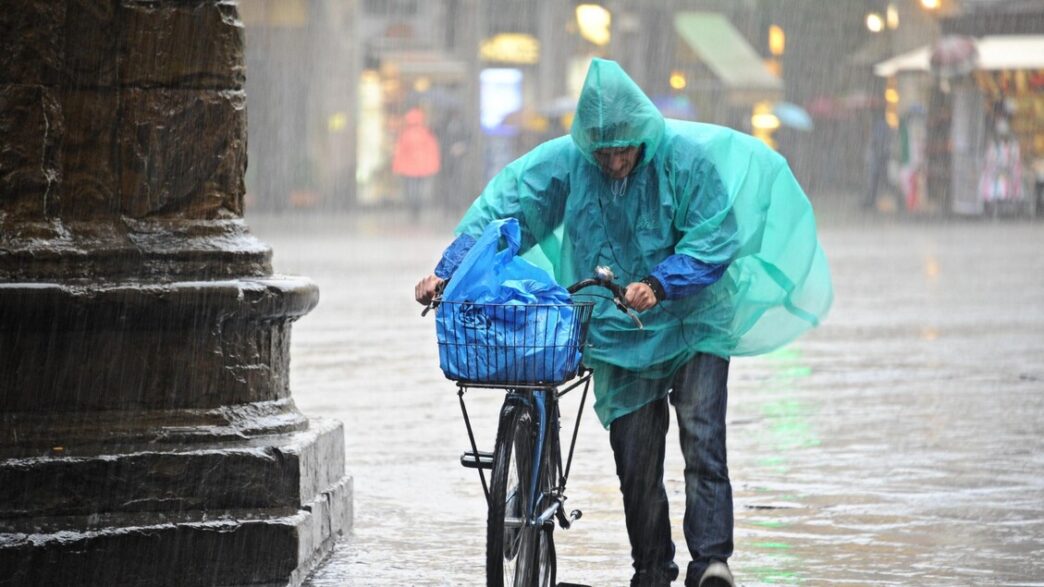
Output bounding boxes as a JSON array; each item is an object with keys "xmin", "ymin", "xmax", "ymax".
[{"xmin": 460, "ymin": 450, "xmax": 493, "ymax": 470}]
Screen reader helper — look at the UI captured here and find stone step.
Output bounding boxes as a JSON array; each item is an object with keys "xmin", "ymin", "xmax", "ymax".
[
  {"xmin": 0, "ymin": 475, "xmax": 352, "ymax": 587},
  {"xmin": 0, "ymin": 418, "xmax": 345, "ymax": 519}
]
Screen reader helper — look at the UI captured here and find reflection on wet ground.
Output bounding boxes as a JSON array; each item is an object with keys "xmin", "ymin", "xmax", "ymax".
[{"xmin": 248, "ymin": 208, "xmax": 1044, "ymax": 586}]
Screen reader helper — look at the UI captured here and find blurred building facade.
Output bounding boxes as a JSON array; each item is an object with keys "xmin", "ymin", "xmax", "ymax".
[
  {"xmin": 238, "ymin": 0, "xmax": 1043, "ymax": 215},
  {"xmin": 240, "ymin": 1, "xmax": 358, "ymax": 211}
]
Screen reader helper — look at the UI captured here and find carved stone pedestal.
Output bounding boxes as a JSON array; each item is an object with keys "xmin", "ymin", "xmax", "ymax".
[{"xmin": 0, "ymin": 2, "xmax": 350, "ymax": 585}]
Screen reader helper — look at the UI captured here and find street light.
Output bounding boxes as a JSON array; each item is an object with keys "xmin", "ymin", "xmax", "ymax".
[
  {"xmin": 886, "ymin": 3, "xmax": 900, "ymax": 29},
  {"xmin": 866, "ymin": 12, "xmax": 885, "ymax": 33},
  {"xmin": 766, "ymin": 24, "xmax": 785, "ymax": 77},
  {"xmin": 669, "ymin": 71, "xmax": 687, "ymax": 90},
  {"xmin": 751, "ymin": 101, "xmax": 781, "ymax": 150},
  {"xmin": 751, "ymin": 111, "xmax": 781, "ymax": 131},
  {"xmin": 768, "ymin": 25, "xmax": 785, "ymax": 57},
  {"xmin": 576, "ymin": 4, "xmax": 611, "ymax": 46}
]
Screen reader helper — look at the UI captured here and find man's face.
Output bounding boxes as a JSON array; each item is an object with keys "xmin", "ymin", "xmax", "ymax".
[{"xmin": 594, "ymin": 146, "xmax": 641, "ymax": 179}]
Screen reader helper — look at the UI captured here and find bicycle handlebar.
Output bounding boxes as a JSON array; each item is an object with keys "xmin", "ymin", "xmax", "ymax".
[{"xmin": 565, "ymin": 265, "xmax": 643, "ymax": 329}]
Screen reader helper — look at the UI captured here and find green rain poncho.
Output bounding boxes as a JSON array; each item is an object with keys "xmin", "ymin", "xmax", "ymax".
[{"xmin": 453, "ymin": 58, "xmax": 833, "ymax": 426}]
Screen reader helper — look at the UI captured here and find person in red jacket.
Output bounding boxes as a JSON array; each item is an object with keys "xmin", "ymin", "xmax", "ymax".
[{"xmin": 392, "ymin": 107, "xmax": 441, "ymax": 220}]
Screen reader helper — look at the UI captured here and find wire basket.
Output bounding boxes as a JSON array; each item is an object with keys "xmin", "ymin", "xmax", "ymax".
[{"xmin": 435, "ymin": 301, "xmax": 595, "ymax": 386}]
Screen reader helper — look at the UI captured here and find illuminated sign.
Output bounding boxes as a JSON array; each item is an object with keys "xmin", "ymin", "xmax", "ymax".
[
  {"xmin": 480, "ymin": 34, "xmax": 540, "ymax": 65},
  {"xmin": 480, "ymin": 68, "xmax": 523, "ymax": 131}
]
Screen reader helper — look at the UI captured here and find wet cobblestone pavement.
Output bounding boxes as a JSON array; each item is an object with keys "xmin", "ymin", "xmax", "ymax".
[{"xmin": 248, "ymin": 208, "xmax": 1044, "ymax": 586}]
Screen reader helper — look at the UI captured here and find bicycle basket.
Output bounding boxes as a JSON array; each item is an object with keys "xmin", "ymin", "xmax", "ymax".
[{"xmin": 435, "ymin": 301, "xmax": 595, "ymax": 386}]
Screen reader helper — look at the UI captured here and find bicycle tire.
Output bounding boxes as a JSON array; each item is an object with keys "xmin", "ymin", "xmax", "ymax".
[
  {"xmin": 535, "ymin": 522, "xmax": 556, "ymax": 587},
  {"xmin": 535, "ymin": 402, "xmax": 560, "ymax": 587},
  {"xmin": 487, "ymin": 397, "xmax": 546, "ymax": 586}
]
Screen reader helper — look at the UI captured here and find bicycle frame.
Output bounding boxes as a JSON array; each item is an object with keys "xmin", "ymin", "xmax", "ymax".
[
  {"xmin": 426, "ymin": 269, "xmax": 639, "ymax": 584},
  {"xmin": 457, "ymin": 370, "xmax": 593, "ymax": 528}
]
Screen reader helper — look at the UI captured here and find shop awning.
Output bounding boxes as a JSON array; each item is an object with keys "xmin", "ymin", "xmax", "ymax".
[
  {"xmin": 674, "ymin": 12, "xmax": 782, "ymax": 96},
  {"xmin": 978, "ymin": 36, "xmax": 1044, "ymax": 70},
  {"xmin": 873, "ymin": 46, "xmax": 931, "ymax": 77},
  {"xmin": 874, "ymin": 35, "xmax": 1044, "ymax": 76}
]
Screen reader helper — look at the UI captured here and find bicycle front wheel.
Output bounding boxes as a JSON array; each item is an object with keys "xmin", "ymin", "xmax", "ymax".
[
  {"xmin": 487, "ymin": 397, "xmax": 552, "ymax": 586},
  {"xmin": 535, "ymin": 524, "xmax": 556, "ymax": 587}
]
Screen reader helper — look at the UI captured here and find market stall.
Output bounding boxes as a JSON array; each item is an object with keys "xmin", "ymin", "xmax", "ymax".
[{"xmin": 874, "ymin": 35, "xmax": 1044, "ymax": 215}]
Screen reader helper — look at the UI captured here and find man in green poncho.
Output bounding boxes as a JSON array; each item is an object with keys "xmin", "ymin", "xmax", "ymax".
[{"xmin": 415, "ymin": 58, "xmax": 832, "ymax": 586}]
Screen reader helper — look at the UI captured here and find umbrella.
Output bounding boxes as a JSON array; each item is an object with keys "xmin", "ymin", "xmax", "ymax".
[
  {"xmin": 840, "ymin": 91, "xmax": 881, "ymax": 110},
  {"xmin": 773, "ymin": 101, "xmax": 814, "ymax": 131},
  {"xmin": 652, "ymin": 94, "xmax": 697, "ymax": 120},
  {"xmin": 931, "ymin": 35, "xmax": 978, "ymax": 78},
  {"xmin": 540, "ymin": 95, "xmax": 577, "ymax": 117},
  {"xmin": 806, "ymin": 96, "xmax": 841, "ymax": 119},
  {"xmin": 408, "ymin": 85, "xmax": 463, "ymax": 110}
]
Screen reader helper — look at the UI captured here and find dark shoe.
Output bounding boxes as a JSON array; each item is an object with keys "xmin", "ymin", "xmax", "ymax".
[
  {"xmin": 630, "ymin": 572, "xmax": 672, "ymax": 587},
  {"xmin": 697, "ymin": 561, "xmax": 735, "ymax": 587},
  {"xmin": 630, "ymin": 564, "xmax": 679, "ymax": 587}
]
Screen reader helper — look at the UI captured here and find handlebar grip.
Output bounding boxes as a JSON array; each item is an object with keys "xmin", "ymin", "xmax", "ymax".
[
  {"xmin": 567, "ymin": 276, "xmax": 628, "ymax": 306},
  {"xmin": 421, "ymin": 279, "xmax": 448, "ymax": 317},
  {"xmin": 566, "ymin": 278, "xmax": 598, "ymax": 294},
  {"xmin": 563, "ymin": 272, "xmax": 645, "ymax": 329}
]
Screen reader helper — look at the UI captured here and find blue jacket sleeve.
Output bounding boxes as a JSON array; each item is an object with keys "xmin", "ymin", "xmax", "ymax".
[
  {"xmin": 648, "ymin": 254, "xmax": 727, "ymax": 300},
  {"xmin": 433, "ymin": 233, "xmax": 476, "ymax": 279}
]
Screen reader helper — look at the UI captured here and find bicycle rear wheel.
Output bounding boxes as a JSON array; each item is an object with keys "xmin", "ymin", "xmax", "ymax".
[{"xmin": 487, "ymin": 397, "xmax": 552, "ymax": 586}]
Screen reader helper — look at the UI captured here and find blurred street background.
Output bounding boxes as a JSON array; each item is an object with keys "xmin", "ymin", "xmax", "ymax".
[{"xmin": 240, "ymin": 0, "xmax": 1044, "ymax": 219}]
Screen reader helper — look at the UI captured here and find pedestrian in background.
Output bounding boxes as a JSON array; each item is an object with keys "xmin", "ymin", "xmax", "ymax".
[
  {"xmin": 393, "ymin": 107, "xmax": 441, "ymax": 221},
  {"xmin": 434, "ymin": 108, "xmax": 471, "ymax": 214},
  {"xmin": 979, "ymin": 109, "xmax": 1024, "ymax": 214},
  {"xmin": 864, "ymin": 105, "xmax": 893, "ymax": 210}
]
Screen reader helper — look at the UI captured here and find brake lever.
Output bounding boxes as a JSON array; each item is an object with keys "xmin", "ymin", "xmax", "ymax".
[
  {"xmin": 612, "ymin": 297, "xmax": 644, "ymax": 330},
  {"xmin": 625, "ymin": 307, "xmax": 644, "ymax": 329},
  {"xmin": 421, "ymin": 297, "xmax": 439, "ymax": 317},
  {"xmin": 421, "ymin": 280, "xmax": 447, "ymax": 317}
]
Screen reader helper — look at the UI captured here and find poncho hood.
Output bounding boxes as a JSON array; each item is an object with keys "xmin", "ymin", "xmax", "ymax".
[{"xmin": 570, "ymin": 58, "xmax": 665, "ymax": 168}]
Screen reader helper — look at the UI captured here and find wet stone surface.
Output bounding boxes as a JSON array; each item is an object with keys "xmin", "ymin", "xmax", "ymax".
[
  {"xmin": 248, "ymin": 210, "xmax": 1044, "ymax": 586},
  {"xmin": 0, "ymin": 0, "xmax": 257, "ymax": 280}
]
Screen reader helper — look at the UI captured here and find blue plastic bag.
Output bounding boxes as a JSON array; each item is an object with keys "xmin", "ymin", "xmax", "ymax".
[{"xmin": 436, "ymin": 219, "xmax": 584, "ymax": 384}]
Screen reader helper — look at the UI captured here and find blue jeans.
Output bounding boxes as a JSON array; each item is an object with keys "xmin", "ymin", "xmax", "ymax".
[{"xmin": 609, "ymin": 353, "xmax": 733, "ymax": 585}]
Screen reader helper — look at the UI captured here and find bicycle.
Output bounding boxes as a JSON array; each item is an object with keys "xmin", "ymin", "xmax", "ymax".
[{"xmin": 424, "ymin": 266, "xmax": 641, "ymax": 587}]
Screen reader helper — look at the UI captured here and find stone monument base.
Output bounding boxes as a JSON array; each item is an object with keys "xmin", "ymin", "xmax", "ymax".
[
  {"xmin": 0, "ymin": 420, "xmax": 352, "ymax": 587},
  {"xmin": 0, "ymin": 278, "xmax": 351, "ymax": 586}
]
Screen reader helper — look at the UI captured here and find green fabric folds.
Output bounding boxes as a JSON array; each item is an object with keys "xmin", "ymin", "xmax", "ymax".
[{"xmin": 455, "ymin": 58, "xmax": 832, "ymax": 427}]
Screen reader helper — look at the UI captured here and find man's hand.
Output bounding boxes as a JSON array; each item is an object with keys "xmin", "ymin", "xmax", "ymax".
[
  {"xmin": 415, "ymin": 274, "xmax": 445, "ymax": 305},
  {"xmin": 624, "ymin": 282, "xmax": 658, "ymax": 312}
]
